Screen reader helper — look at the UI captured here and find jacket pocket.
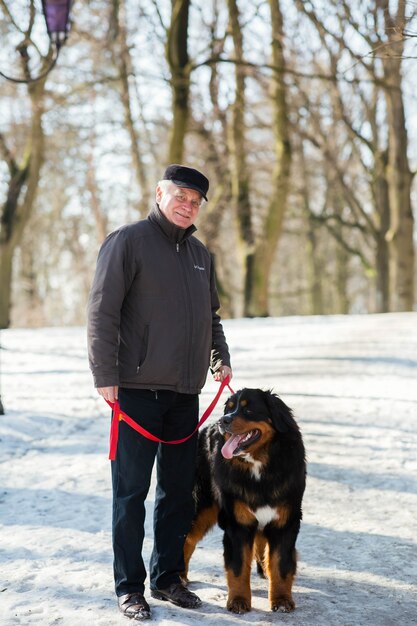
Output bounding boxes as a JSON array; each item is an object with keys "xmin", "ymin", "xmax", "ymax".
[{"xmin": 136, "ymin": 325, "xmax": 149, "ymax": 372}]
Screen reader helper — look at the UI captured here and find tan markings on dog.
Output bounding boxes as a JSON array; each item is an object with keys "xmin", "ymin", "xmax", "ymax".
[
  {"xmin": 240, "ymin": 399, "xmax": 248, "ymax": 407},
  {"xmin": 226, "ymin": 417, "xmax": 275, "ymax": 464},
  {"xmin": 234, "ymin": 502, "xmax": 282, "ymax": 530},
  {"xmin": 227, "ymin": 400, "xmax": 235, "ymax": 409},
  {"xmin": 254, "ymin": 533, "xmax": 267, "ymax": 576},
  {"xmin": 266, "ymin": 546, "xmax": 296, "ymax": 612},
  {"xmin": 233, "ymin": 500, "xmax": 257, "ymax": 526},
  {"xmin": 226, "ymin": 543, "xmax": 253, "ymax": 613},
  {"xmin": 183, "ymin": 505, "xmax": 219, "ymax": 578},
  {"xmin": 269, "ymin": 504, "xmax": 290, "ymax": 528}
]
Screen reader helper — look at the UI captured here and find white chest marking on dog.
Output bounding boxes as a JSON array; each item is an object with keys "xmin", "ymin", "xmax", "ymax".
[
  {"xmin": 241, "ymin": 453, "xmax": 263, "ymax": 480},
  {"xmin": 253, "ymin": 506, "xmax": 279, "ymax": 530}
]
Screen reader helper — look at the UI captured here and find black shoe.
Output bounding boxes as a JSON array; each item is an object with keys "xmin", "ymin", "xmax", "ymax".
[
  {"xmin": 151, "ymin": 582, "xmax": 202, "ymax": 609},
  {"xmin": 118, "ymin": 593, "xmax": 151, "ymax": 620}
]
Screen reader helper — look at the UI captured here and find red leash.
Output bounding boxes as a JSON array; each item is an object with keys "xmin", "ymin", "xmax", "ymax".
[{"xmin": 106, "ymin": 377, "xmax": 235, "ymax": 461}]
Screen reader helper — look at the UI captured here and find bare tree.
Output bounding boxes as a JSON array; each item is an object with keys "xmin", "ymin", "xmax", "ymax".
[
  {"xmin": 377, "ymin": 0, "xmax": 415, "ymax": 311},
  {"xmin": 166, "ymin": 0, "xmax": 191, "ymax": 163},
  {"xmin": 294, "ymin": 0, "xmax": 415, "ymax": 312},
  {"xmin": 109, "ymin": 0, "xmax": 150, "ymax": 214},
  {"xmin": 0, "ymin": 70, "xmax": 47, "ymax": 328},
  {"xmin": 225, "ymin": 0, "xmax": 254, "ymax": 315},
  {"xmin": 246, "ymin": 0, "xmax": 292, "ymax": 316}
]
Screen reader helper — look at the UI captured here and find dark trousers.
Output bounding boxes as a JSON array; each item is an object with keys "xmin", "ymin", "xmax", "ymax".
[{"xmin": 111, "ymin": 387, "xmax": 199, "ymax": 597}]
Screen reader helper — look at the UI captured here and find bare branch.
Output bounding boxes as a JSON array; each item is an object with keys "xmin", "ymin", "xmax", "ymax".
[
  {"xmin": 0, "ymin": 0, "xmax": 25, "ymax": 33},
  {"xmin": 0, "ymin": 133, "xmax": 16, "ymax": 174},
  {"xmin": 313, "ymin": 214, "xmax": 374, "ymax": 271}
]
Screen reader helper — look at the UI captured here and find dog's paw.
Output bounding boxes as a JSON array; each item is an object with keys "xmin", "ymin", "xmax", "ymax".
[
  {"xmin": 271, "ymin": 596, "xmax": 295, "ymax": 612},
  {"xmin": 227, "ymin": 596, "xmax": 251, "ymax": 614}
]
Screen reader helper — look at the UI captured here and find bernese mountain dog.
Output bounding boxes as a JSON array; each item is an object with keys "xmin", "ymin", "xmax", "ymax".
[{"xmin": 183, "ymin": 387, "xmax": 306, "ymax": 613}]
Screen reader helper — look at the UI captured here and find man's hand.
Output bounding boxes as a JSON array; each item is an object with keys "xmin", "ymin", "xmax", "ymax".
[
  {"xmin": 213, "ymin": 365, "xmax": 233, "ymax": 382},
  {"xmin": 97, "ymin": 386, "xmax": 119, "ymax": 403}
]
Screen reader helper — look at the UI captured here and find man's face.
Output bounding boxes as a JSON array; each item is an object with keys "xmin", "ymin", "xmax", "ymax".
[{"xmin": 156, "ymin": 182, "xmax": 203, "ymax": 229}]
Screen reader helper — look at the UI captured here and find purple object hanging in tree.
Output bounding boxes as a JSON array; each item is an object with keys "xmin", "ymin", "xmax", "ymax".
[{"xmin": 41, "ymin": 0, "xmax": 72, "ymax": 44}]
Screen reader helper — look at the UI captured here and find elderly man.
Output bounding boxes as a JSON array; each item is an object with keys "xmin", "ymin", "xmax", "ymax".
[{"xmin": 87, "ymin": 164, "xmax": 232, "ymax": 621}]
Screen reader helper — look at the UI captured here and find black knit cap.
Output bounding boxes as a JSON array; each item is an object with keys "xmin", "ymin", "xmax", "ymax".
[{"xmin": 162, "ymin": 164, "xmax": 209, "ymax": 201}]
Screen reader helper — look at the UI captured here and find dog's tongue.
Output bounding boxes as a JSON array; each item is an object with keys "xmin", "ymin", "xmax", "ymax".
[{"xmin": 221, "ymin": 434, "xmax": 244, "ymax": 459}]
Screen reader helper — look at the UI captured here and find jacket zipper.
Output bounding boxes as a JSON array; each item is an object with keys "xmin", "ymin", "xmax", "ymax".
[{"xmin": 176, "ymin": 240, "xmax": 193, "ymax": 389}]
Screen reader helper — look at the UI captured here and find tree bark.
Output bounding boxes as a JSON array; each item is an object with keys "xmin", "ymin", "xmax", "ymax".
[
  {"xmin": 166, "ymin": 0, "xmax": 191, "ymax": 163},
  {"xmin": 86, "ymin": 148, "xmax": 108, "ymax": 244},
  {"xmin": 246, "ymin": 0, "xmax": 291, "ymax": 317},
  {"xmin": 373, "ymin": 150, "xmax": 390, "ymax": 312},
  {"xmin": 379, "ymin": 0, "xmax": 414, "ymax": 310},
  {"xmin": 0, "ymin": 79, "xmax": 46, "ymax": 328},
  {"xmin": 110, "ymin": 0, "xmax": 150, "ymax": 214},
  {"xmin": 194, "ymin": 17, "xmax": 235, "ymax": 317},
  {"xmin": 382, "ymin": 79, "xmax": 414, "ymax": 310},
  {"xmin": 0, "ymin": 240, "xmax": 14, "ymax": 329},
  {"xmin": 299, "ymin": 144, "xmax": 324, "ymax": 314},
  {"xmin": 226, "ymin": 0, "xmax": 253, "ymax": 316}
]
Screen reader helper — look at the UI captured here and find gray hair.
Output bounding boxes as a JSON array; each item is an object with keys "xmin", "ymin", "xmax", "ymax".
[{"xmin": 157, "ymin": 180, "xmax": 172, "ymax": 192}]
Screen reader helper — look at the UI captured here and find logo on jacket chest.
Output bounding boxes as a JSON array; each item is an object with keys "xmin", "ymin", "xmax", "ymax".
[{"xmin": 194, "ymin": 264, "xmax": 205, "ymax": 271}]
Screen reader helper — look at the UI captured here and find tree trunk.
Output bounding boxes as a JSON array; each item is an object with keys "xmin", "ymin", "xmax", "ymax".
[
  {"xmin": 166, "ymin": 0, "xmax": 191, "ymax": 163},
  {"xmin": 373, "ymin": 151, "xmax": 390, "ymax": 312},
  {"xmin": 380, "ymin": 0, "xmax": 415, "ymax": 311},
  {"xmin": 86, "ymin": 149, "xmax": 108, "ymax": 244},
  {"xmin": 226, "ymin": 0, "xmax": 253, "ymax": 316},
  {"xmin": 384, "ymin": 86, "xmax": 414, "ymax": 311},
  {"xmin": 0, "ymin": 241, "xmax": 14, "ymax": 329},
  {"xmin": 246, "ymin": 0, "xmax": 291, "ymax": 317},
  {"xmin": 110, "ymin": 0, "xmax": 150, "ymax": 214},
  {"xmin": 300, "ymin": 163, "xmax": 324, "ymax": 314},
  {"xmin": 0, "ymin": 80, "xmax": 46, "ymax": 328},
  {"xmin": 194, "ymin": 21, "xmax": 236, "ymax": 317},
  {"xmin": 335, "ymin": 240, "xmax": 350, "ymax": 314}
]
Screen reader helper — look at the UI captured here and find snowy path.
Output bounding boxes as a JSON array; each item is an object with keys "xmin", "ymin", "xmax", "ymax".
[{"xmin": 1, "ymin": 313, "xmax": 417, "ymax": 626}]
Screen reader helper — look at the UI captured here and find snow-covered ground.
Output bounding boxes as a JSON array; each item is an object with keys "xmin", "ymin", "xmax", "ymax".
[{"xmin": 1, "ymin": 313, "xmax": 417, "ymax": 626}]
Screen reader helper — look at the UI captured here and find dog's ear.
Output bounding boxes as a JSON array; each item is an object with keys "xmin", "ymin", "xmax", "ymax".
[{"xmin": 264, "ymin": 391, "xmax": 299, "ymax": 435}]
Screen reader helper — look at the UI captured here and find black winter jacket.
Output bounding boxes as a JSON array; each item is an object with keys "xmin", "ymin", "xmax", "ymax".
[{"xmin": 87, "ymin": 205, "xmax": 231, "ymax": 394}]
